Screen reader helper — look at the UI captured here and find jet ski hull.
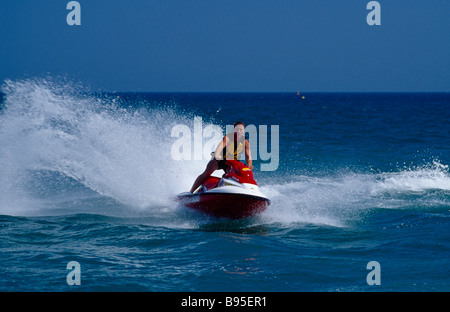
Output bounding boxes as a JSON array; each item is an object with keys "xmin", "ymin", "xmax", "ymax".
[
  {"xmin": 178, "ymin": 191, "xmax": 270, "ymax": 219},
  {"xmin": 179, "ymin": 160, "xmax": 270, "ymax": 219}
]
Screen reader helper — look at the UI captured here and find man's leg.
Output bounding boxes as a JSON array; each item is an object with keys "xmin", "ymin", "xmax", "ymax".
[{"xmin": 189, "ymin": 159, "xmax": 218, "ymax": 193}]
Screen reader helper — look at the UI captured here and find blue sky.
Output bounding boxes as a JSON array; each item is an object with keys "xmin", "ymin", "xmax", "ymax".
[{"xmin": 1, "ymin": 0, "xmax": 449, "ymax": 92}]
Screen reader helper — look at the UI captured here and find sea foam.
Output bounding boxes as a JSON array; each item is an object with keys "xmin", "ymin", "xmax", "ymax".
[{"xmin": 0, "ymin": 78, "xmax": 205, "ymax": 215}]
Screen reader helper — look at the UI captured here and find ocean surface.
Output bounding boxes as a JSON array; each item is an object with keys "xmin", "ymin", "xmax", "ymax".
[{"xmin": 0, "ymin": 78, "xmax": 449, "ymax": 292}]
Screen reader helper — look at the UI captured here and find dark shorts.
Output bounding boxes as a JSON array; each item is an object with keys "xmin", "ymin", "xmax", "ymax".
[{"xmin": 216, "ymin": 159, "xmax": 228, "ymax": 171}]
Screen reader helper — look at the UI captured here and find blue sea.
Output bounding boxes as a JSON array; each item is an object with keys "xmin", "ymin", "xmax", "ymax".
[{"xmin": 0, "ymin": 78, "xmax": 449, "ymax": 293}]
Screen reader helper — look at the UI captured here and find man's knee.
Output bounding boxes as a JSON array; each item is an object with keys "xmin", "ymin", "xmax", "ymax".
[{"xmin": 205, "ymin": 160, "xmax": 218, "ymax": 173}]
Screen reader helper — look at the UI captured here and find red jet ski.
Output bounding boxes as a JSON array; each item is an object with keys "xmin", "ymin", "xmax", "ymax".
[{"xmin": 177, "ymin": 160, "xmax": 270, "ymax": 219}]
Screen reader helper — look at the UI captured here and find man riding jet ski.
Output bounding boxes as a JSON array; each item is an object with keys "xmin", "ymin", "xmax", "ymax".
[{"xmin": 178, "ymin": 122, "xmax": 270, "ymax": 219}]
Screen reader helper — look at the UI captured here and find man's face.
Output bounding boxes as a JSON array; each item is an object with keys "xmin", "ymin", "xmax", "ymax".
[{"xmin": 234, "ymin": 124, "xmax": 245, "ymax": 138}]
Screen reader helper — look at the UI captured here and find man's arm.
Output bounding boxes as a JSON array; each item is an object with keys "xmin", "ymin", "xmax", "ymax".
[
  {"xmin": 245, "ymin": 139, "xmax": 253, "ymax": 169},
  {"xmin": 214, "ymin": 136, "xmax": 228, "ymax": 160}
]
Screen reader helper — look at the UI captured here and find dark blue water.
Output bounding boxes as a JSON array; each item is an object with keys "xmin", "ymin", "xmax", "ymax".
[{"xmin": 0, "ymin": 79, "xmax": 449, "ymax": 292}]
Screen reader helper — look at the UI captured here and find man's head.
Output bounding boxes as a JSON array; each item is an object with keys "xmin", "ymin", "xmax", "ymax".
[
  {"xmin": 234, "ymin": 121, "xmax": 245, "ymax": 128},
  {"xmin": 233, "ymin": 121, "xmax": 245, "ymax": 138}
]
